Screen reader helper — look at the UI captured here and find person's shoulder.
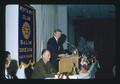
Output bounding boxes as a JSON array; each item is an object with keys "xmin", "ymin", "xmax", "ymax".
[
  {"xmin": 38, "ymin": 59, "xmax": 43, "ymax": 63},
  {"xmin": 48, "ymin": 37, "xmax": 55, "ymax": 42},
  {"xmin": 50, "ymin": 37, "xmax": 56, "ymax": 40},
  {"xmin": 35, "ymin": 59, "xmax": 43, "ymax": 66}
]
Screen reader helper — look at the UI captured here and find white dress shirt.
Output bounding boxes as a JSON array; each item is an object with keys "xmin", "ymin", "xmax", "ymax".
[
  {"xmin": 5, "ymin": 69, "xmax": 11, "ymax": 79},
  {"xmin": 16, "ymin": 66, "xmax": 26, "ymax": 79}
]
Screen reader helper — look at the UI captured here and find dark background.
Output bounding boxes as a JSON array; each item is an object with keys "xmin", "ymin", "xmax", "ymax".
[{"xmin": 73, "ymin": 17, "xmax": 116, "ymax": 78}]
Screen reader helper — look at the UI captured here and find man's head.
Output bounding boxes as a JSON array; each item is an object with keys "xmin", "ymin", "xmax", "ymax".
[
  {"xmin": 53, "ymin": 29, "xmax": 62, "ymax": 40},
  {"xmin": 41, "ymin": 49, "xmax": 51, "ymax": 64},
  {"xmin": 5, "ymin": 51, "xmax": 11, "ymax": 68}
]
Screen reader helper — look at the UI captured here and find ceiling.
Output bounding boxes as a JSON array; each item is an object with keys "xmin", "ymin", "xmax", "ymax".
[{"xmin": 68, "ymin": 5, "xmax": 116, "ymax": 19}]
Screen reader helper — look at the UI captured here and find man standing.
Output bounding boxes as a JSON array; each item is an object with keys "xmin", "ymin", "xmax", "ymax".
[{"xmin": 47, "ymin": 29, "xmax": 62, "ymax": 72}]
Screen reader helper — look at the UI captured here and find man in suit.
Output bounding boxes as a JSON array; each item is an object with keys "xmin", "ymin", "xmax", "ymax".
[{"xmin": 47, "ymin": 29, "xmax": 62, "ymax": 72}]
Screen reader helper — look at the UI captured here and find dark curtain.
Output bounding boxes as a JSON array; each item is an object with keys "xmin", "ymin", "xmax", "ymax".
[{"xmin": 73, "ymin": 17, "xmax": 116, "ymax": 78}]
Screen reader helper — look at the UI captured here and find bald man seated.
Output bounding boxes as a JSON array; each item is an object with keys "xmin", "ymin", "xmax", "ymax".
[{"xmin": 31, "ymin": 49, "xmax": 56, "ymax": 79}]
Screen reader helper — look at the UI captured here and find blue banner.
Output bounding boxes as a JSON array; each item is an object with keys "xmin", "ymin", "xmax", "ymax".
[{"xmin": 19, "ymin": 4, "xmax": 35, "ymax": 66}]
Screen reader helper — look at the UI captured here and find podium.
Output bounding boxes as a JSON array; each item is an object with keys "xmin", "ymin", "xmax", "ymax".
[{"xmin": 58, "ymin": 55, "xmax": 80, "ymax": 73}]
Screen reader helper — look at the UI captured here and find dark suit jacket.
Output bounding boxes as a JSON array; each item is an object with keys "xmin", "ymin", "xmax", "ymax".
[{"xmin": 47, "ymin": 37, "xmax": 60, "ymax": 69}]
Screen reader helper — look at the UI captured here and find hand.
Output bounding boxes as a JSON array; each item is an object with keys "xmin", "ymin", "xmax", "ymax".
[{"xmin": 58, "ymin": 54, "xmax": 65, "ymax": 57}]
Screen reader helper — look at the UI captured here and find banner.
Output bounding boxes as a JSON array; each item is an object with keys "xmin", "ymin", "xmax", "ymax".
[{"xmin": 19, "ymin": 4, "xmax": 36, "ymax": 67}]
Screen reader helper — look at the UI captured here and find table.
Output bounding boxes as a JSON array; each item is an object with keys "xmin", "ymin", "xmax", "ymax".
[
  {"xmin": 69, "ymin": 59, "xmax": 99, "ymax": 79},
  {"xmin": 45, "ymin": 60, "xmax": 99, "ymax": 79}
]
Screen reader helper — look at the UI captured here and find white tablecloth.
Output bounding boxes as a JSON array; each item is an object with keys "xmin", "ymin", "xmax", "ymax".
[
  {"xmin": 45, "ymin": 60, "xmax": 99, "ymax": 79},
  {"xmin": 69, "ymin": 59, "xmax": 99, "ymax": 79}
]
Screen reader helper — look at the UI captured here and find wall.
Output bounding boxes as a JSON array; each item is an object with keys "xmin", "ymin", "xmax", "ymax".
[
  {"xmin": 5, "ymin": 5, "xmax": 18, "ymax": 61},
  {"xmin": 5, "ymin": 4, "xmax": 68, "ymax": 62},
  {"xmin": 31, "ymin": 5, "xmax": 68, "ymax": 61},
  {"xmin": 57, "ymin": 5, "xmax": 68, "ymax": 49},
  {"xmin": 73, "ymin": 17, "xmax": 116, "ymax": 78},
  {"xmin": 68, "ymin": 17, "xmax": 75, "ymax": 46},
  {"xmin": 31, "ymin": 5, "xmax": 57, "ymax": 61}
]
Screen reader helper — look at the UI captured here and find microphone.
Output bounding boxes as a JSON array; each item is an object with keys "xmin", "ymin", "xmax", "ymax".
[
  {"xmin": 66, "ymin": 41, "xmax": 76, "ymax": 48},
  {"xmin": 66, "ymin": 41, "xmax": 79, "ymax": 56}
]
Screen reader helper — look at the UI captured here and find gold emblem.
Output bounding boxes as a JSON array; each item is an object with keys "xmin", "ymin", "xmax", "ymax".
[{"xmin": 22, "ymin": 22, "xmax": 31, "ymax": 39}]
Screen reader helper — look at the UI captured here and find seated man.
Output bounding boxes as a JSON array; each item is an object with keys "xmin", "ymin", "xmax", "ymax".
[{"xmin": 31, "ymin": 49, "xmax": 56, "ymax": 79}]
